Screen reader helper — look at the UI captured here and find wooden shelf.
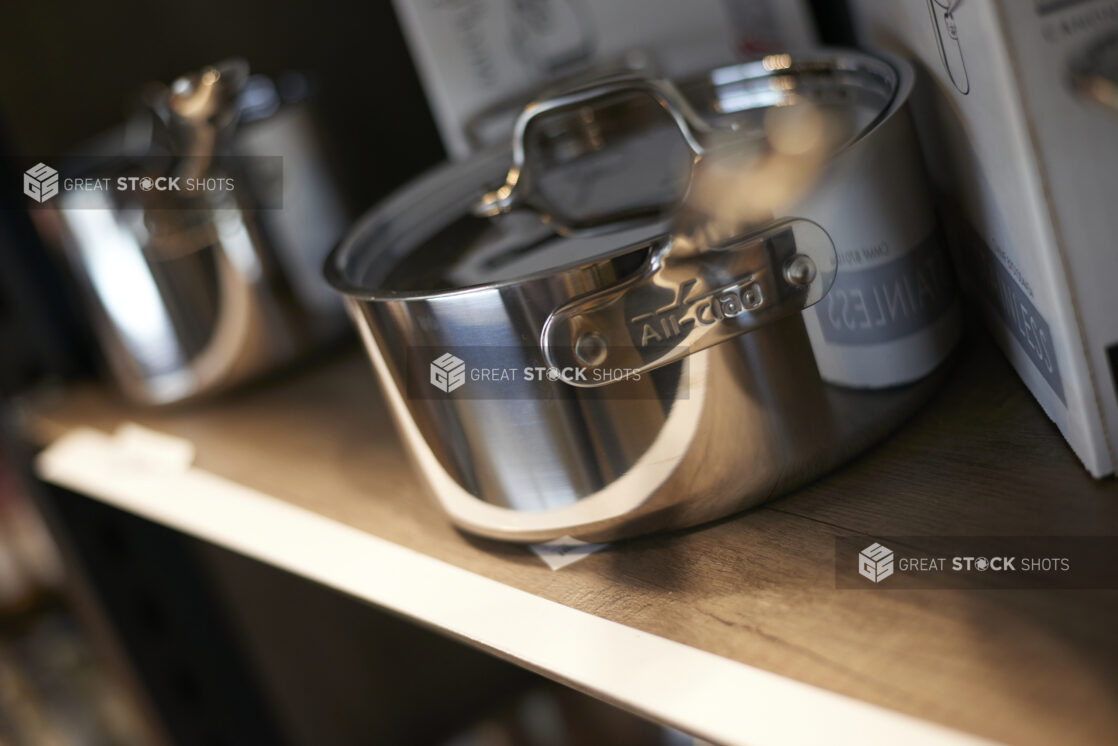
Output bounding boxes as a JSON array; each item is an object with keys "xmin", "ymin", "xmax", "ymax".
[{"xmin": 20, "ymin": 335, "xmax": 1118, "ymax": 746}]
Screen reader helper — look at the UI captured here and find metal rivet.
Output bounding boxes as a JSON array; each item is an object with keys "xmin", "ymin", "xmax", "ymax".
[
  {"xmin": 574, "ymin": 331, "xmax": 608, "ymax": 367},
  {"xmin": 783, "ymin": 254, "xmax": 817, "ymax": 287}
]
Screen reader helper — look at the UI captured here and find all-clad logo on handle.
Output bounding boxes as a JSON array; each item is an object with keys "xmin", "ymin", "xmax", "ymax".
[{"xmin": 628, "ymin": 275, "xmax": 764, "ymax": 348}]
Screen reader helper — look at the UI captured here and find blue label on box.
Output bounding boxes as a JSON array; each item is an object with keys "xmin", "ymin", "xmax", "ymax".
[{"xmin": 972, "ymin": 239, "xmax": 1066, "ymax": 404}]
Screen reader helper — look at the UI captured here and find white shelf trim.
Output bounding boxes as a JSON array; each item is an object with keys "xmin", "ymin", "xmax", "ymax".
[{"xmin": 37, "ymin": 427, "xmax": 992, "ymax": 746}]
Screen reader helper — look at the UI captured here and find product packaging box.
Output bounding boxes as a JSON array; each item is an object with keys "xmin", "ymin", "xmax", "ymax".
[
  {"xmin": 848, "ymin": 0, "xmax": 1118, "ymax": 476},
  {"xmin": 392, "ymin": 0, "xmax": 817, "ymax": 158}
]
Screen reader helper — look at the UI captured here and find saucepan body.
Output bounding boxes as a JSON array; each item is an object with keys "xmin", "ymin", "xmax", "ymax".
[{"xmin": 327, "ymin": 50, "xmax": 960, "ymax": 542}]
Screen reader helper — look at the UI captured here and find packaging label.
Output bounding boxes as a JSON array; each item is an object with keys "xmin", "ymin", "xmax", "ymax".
[
  {"xmin": 815, "ymin": 232, "xmax": 956, "ymax": 345},
  {"xmin": 972, "ymin": 240, "xmax": 1067, "ymax": 404},
  {"xmin": 1035, "ymin": 0, "xmax": 1105, "ymax": 17}
]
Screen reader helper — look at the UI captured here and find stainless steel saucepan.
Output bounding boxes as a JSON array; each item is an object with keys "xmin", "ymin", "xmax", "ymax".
[
  {"xmin": 327, "ymin": 50, "xmax": 960, "ymax": 542},
  {"xmin": 38, "ymin": 60, "xmax": 348, "ymax": 405}
]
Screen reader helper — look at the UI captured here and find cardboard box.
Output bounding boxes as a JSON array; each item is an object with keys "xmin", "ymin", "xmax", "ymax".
[
  {"xmin": 848, "ymin": 0, "xmax": 1118, "ymax": 477},
  {"xmin": 392, "ymin": 0, "xmax": 816, "ymax": 158}
]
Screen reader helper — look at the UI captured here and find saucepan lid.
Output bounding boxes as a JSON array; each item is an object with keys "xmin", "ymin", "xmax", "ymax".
[
  {"xmin": 326, "ymin": 50, "xmax": 907, "ymax": 382},
  {"xmin": 326, "ymin": 50, "xmax": 901, "ymax": 299}
]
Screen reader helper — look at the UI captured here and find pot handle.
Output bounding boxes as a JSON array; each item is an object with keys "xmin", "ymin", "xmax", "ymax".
[{"xmin": 540, "ymin": 217, "xmax": 837, "ymax": 386}]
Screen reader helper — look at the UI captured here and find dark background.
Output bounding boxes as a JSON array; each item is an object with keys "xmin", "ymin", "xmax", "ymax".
[
  {"xmin": 0, "ymin": 1, "xmax": 445, "ymax": 198},
  {"xmin": 0, "ymin": 2, "xmax": 448, "ymax": 392}
]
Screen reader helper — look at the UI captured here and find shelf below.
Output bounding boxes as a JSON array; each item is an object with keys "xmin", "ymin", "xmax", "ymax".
[{"xmin": 21, "ymin": 335, "xmax": 1118, "ymax": 746}]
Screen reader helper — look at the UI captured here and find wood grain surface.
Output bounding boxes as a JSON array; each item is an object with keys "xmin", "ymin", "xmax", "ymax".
[{"xmin": 18, "ymin": 333, "xmax": 1118, "ymax": 746}]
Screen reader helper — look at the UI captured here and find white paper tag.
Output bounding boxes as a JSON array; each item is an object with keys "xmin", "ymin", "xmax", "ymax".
[{"xmin": 529, "ymin": 536, "xmax": 609, "ymax": 570}]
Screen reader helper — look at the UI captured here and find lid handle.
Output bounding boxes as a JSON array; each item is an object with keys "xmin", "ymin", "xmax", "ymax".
[{"xmin": 474, "ymin": 74, "xmax": 720, "ymax": 233}]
